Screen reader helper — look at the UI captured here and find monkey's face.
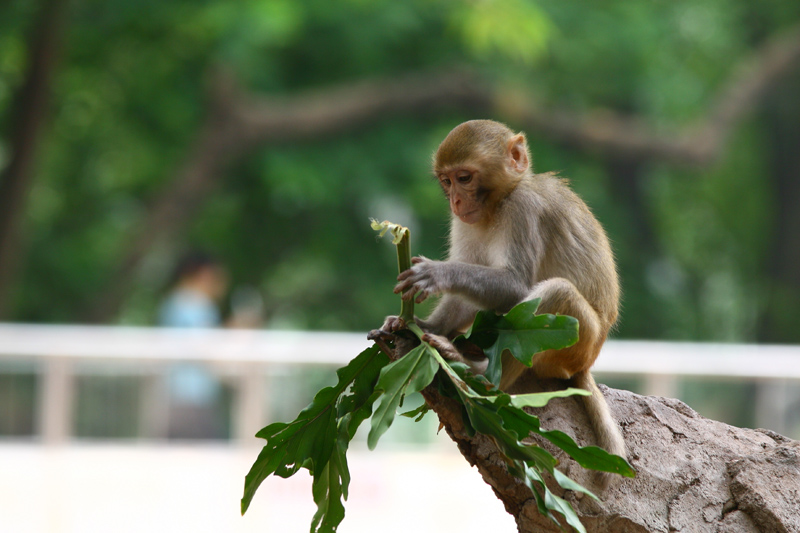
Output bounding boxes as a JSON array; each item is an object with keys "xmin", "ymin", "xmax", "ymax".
[{"xmin": 437, "ymin": 168, "xmax": 484, "ymax": 224}]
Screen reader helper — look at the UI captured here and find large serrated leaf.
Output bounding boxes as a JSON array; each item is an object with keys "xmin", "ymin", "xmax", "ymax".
[
  {"xmin": 310, "ymin": 451, "xmax": 345, "ymax": 533},
  {"xmin": 538, "ymin": 428, "xmax": 636, "ymax": 477},
  {"xmin": 490, "ymin": 387, "xmax": 590, "ymax": 408},
  {"xmin": 461, "ymin": 395, "xmax": 558, "ymax": 470},
  {"xmin": 310, "ymin": 420, "xmax": 354, "ymax": 533},
  {"xmin": 464, "ymin": 299, "xmax": 580, "ymax": 384},
  {"xmin": 367, "ymin": 344, "xmax": 438, "ymax": 449},
  {"xmin": 498, "ymin": 401, "xmax": 635, "ymax": 477},
  {"xmin": 241, "ymin": 345, "xmax": 388, "ymax": 515},
  {"xmin": 526, "ymin": 466, "xmax": 587, "ymax": 533},
  {"xmin": 552, "ymin": 469, "xmax": 599, "ymax": 502}
]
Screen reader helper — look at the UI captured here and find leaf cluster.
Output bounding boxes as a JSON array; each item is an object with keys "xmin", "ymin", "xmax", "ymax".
[{"xmin": 241, "ymin": 299, "xmax": 634, "ymax": 532}]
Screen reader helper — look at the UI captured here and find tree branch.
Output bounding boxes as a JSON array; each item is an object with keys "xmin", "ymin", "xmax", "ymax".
[
  {"xmin": 391, "ymin": 338, "xmax": 800, "ymax": 533},
  {"xmin": 508, "ymin": 24, "xmax": 800, "ymax": 165}
]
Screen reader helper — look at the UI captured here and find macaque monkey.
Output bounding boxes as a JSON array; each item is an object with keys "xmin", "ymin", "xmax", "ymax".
[{"xmin": 379, "ymin": 119, "xmax": 626, "ymax": 466}]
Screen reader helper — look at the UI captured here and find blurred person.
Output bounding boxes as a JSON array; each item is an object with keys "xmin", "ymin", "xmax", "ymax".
[
  {"xmin": 159, "ymin": 251, "xmax": 230, "ymax": 439},
  {"xmin": 159, "ymin": 251, "xmax": 229, "ymax": 328}
]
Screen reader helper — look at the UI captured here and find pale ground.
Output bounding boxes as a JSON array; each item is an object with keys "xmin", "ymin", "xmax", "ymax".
[{"xmin": 0, "ymin": 438, "xmax": 517, "ymax": 533}]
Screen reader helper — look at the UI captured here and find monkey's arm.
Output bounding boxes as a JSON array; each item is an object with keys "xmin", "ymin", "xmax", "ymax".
[
  {"xmin": 375, "ymin": 293, "xmax": 476, "ymax": 339},
  {"xmin": 395, "ymin": 257, "xmax": 530, "ymax": 316},
  {"xmin": 416, "ymin": 293, "xmax": 480, "ymax": 337}
]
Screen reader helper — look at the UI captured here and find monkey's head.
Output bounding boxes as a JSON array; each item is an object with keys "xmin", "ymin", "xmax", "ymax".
[{"xmin": 433, "ymin": 120, "xmax": 530, "ymax": 225}]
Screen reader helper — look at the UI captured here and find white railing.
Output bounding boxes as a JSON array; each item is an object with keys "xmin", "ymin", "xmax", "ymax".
[{"xmin": 1, "ymin": 323, "xmax": 799, "ymax": 444}]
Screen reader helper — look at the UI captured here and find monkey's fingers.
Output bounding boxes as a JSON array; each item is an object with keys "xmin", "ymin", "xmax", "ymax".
[
  {"xmin": 378, "ymin": 315, "xmax": 406, "ymax": 332},
  {"xmin": 367, "ymin": 329, "xmax": 394, "ymax": 341},
  {"xmin": 400, "ymin": 288, "xmax": 420, "ymax": 301},
  {"xmin": 396, "ymin": 269, "xmax": 415, "ymax": 282},
  {"xmin": 415, "ymin": 291, "xmax": 430, "ymax": 304},
  {"xmin": 395, "ymin": 277, "xmax": 422, "ymax": 298},
  {"xmin": 394, "ymin": 276, "xmax": 418, "ymax": 294}
]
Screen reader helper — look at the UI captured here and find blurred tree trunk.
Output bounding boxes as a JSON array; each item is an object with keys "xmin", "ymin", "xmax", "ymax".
[
  {"xmin": 604, "ymin": 158, "xmax": 667, "ymax": 338},
  {"xmin": 758, "ymin": 69, "xmax": 800, "ymax": 343},
  {"xmin": 0, "ymin": 0, "xmax": 69, "ymax": 318}
]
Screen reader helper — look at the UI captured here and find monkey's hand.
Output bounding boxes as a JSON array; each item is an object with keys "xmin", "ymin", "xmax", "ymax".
[
  {"xmin": 422, "ymin": 333, "xmax": 489, "ymax": 376},
  {"xmin": 367, "ymin": 315, "xmax": 407, "ymax": 342},
  {"xmin": 381, "ymin": 315, "xmax": 407, "ymax": 333},
  {"xmin": 395, "ymin": 256, "xmax": 448, "ymax": 304}
]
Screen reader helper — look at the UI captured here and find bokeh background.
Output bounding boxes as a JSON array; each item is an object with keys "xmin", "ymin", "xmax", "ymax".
[
  {"xmin": 1, "ymin": 0, "xmax": 800, "ymax": 531},
  {"xmin": 2, "ymin": 0, "xmax": 800, "ymax": 340}
]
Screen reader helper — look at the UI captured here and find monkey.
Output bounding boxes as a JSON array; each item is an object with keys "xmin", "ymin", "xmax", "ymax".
[{"xmin": 378, "ymin": 119, "xmax": 626, "ymax": 472}]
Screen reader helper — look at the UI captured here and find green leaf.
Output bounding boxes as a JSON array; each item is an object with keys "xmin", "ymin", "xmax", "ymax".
[
  {"xmin": 461, "ymin": 395, "xmax": 558, "ymax": 471},
  {"xmin": 241, "ymin": 345, "xmax": 388, "ymax": 515},
  {"xmin": 400, "ymin": 401, "xmax": 430, "ymax": 422},
  {"xmin": 497, "ymin": 402, "xmax": 635, "ymax": 477},
  {"xmin": 465, "ymin": 299, "xmax": 579, "ymax": 384},
  {"xmin": 310, "ymin": 418, "xmax": 356, "ymax": 533},
  {"xmin": 496, "ymin": 387, "xmax": 590, "ymax": 408},
  {"xmin": 310, "ymin": 450, "xmax": 345, "ymax": 533},
  {"xmin": 526, "ymin": 467, "xmax": 587, "ymax": 533},
  {"xmin": 544, "ymin": 484, "xmax": 586, "ymax": 533},
  {"xmin": 367, "ymin": 344, "xmax": 438, "ymax": 449},
  {"xmin": 552, "ymin": 469, "xmax": 599, "ymax": 502},
  {"xmin": 537, "ymin": 429, "xmax": 636, "ymax": 477}
]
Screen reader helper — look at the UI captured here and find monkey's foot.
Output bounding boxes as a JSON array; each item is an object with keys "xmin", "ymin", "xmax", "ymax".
[
  {"xmin": 367, "ymin": 329, "xmax": 394, "ymax": 341},
  {"xmin": 421, "ymin": 333, "xmax": 461, "ymax": 361}
]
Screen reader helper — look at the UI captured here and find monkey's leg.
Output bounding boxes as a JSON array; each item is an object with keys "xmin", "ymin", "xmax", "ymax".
[
  {"xmin": 502, "ymin": 277, "xmax": 627, "ymax": 471},
  {"xmin": 501, "ymin": 277, "xmax": 603, "ymax": 389}
]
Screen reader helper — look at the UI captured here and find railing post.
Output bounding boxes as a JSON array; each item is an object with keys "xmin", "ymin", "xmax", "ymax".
[
  {"xmin": 755, "ymin": 378, "xmax": 788, "ymax": 435},
  {"xmin": 234, "ymin": 363, "xmax": 267, "ymax": 445},
  {"xmin": 139, "ymin": 370, "xmax": 169, "ymax": 440},
  {"xmin": 643, "ymin": 373, "xmax": 679, "ymax": 399},
  {"xmin": 38, "ymin": 356, "xmax": 74, "ymax": 444}
]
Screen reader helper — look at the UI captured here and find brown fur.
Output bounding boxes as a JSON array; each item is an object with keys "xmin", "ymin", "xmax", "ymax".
[{"xmin": 388, "ymin": 120, "xmax": 626, "ymax": 475}]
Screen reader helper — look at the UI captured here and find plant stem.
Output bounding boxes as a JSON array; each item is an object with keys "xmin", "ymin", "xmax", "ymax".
[{"xmin": 396, "ymin": 228, "xmax": 415, "ymax": 325}]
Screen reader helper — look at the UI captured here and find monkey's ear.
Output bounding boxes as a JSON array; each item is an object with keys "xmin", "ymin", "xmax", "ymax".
[{"xmin": 506, "ymin": 133, "xmax": 530, "ymax": 174}]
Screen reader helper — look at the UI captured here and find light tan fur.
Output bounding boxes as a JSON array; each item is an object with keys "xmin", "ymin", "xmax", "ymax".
[{"xmin": 385, "ymin": 120, "xmax": 626, "ymax": 473}]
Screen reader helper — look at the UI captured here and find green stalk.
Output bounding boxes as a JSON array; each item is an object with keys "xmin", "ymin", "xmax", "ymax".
[
  {"xmin": 395, "ymin": 227, "xmax": 415, "ymax": 325},
  {"xmin": 371, "ymin": 219, "xmax": 415, "ymax": 326}
]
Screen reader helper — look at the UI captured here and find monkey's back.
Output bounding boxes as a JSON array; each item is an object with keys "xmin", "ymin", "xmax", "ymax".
[{"xmin": 514, "ymin": 173, "xmax": 619, "ymax": 329}]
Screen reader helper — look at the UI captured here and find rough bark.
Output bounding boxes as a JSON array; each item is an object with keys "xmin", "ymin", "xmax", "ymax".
[
  {"xmin": 490, "ymin": 387, "xmax": 796, "ymax": 533},
  {"xmin": 382, "ymin": 338, "xmax": 800, "ymax": 533}
]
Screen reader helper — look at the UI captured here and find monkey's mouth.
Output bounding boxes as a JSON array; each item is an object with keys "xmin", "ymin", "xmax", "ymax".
[{"xmin": 457, "ymin": 210, "xmax": 481, "ymax": 224}]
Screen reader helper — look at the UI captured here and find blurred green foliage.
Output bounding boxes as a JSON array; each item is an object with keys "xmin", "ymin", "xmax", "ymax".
[{"xmin": 1, "ymin": 0, "xmax": 800, "ymax": 347}]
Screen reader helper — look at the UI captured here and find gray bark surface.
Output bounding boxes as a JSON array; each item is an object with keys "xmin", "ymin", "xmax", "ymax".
[{"xmin": 421, "ymin": 380, "xmax": 800, "ymax": 532}]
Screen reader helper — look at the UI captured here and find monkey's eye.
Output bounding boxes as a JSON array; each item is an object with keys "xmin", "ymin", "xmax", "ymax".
[
  {"xmin": 457, "ymin": 174, "xmax": 472, "ymax": 184},
  {"xmin": 441, "ymin": 178, "xmax": 452, "ymax": 186}
]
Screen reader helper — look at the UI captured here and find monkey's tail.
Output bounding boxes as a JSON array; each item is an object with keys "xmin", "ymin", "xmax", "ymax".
[{"xmin": 571, "ymin": 370, "xmax": 626, "ymax": 461}]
